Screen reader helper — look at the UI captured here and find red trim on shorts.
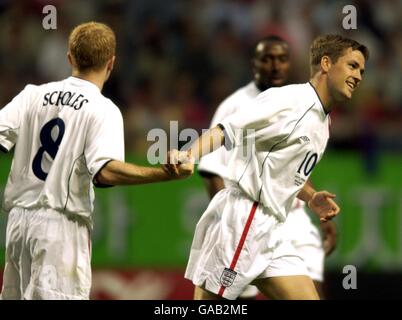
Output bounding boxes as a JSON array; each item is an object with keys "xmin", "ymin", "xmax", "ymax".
[{"xmin": 218, "ymin": 201, "xmax": 258, "ymax": 297}]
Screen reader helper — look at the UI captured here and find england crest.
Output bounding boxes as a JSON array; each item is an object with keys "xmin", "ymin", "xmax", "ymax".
[{"xmin": 220, "ymin": 268, "xmax": 237, "ymax": 287}]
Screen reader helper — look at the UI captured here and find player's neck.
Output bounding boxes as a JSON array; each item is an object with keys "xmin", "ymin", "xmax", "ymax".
[
  {"xmin": 71, "ymin": 70, "xmax": 106, "ymax": 91},
  {"xmin": 309, "ymin": 75, "xmax": 333, "ymax": 114},
  {"xmin": 255, "ymin": 82, "xmax": 268, "ymax": 92}
]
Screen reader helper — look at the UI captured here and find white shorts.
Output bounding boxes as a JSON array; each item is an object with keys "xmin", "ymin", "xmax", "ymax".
[
  {"xmin": 1, "ymin": 207, "xmax": 91, "ymax": 300},
  {"xmin": 185, "ymin": 187, "xmax": 308, "ymax": 300},
  {"xmin": 283, "ymin": 206, "xmax": 325, "ymax": 282},
  {"xmin": 238, "ymin": 205, "xmax": 325, "ymax": 298}
]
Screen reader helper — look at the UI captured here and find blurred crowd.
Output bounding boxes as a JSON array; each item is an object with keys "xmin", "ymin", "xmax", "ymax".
[{"xmin": 0, "ymin": 0, "xmax": 401, "ymax": 160}]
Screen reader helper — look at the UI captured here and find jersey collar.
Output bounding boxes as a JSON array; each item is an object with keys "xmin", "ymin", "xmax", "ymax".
[
  {"xmin": 68, "ymin": 76, "xmax": 100, "ymax": 92},
  {"xmin": 307, "ymin": 82, "xmax": 328, "ymax": 118}
]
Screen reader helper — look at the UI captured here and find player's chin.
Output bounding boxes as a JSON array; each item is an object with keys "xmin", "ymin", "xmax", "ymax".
[
  {"xmin": 270, "ymin": 79, "xmax": 286, "ymax": 87},
  {"xmin": 336, "ymin": 90, "xmax": 352, "ymax": 102},
  {"xmin": 344, "ymin": 85, "xmax": 354, "ymax": 98}
]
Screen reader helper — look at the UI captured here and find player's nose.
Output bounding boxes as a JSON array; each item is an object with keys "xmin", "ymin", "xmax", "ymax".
[{"xmin": 354, "ymin": 70, "xmax": 362, "ymax": 82}]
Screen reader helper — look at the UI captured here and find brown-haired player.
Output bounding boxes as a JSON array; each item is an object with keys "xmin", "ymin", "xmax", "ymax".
[
  {"xmin": 197, "ymin": 35, "xmax": 337, "ymax": 299},
  {"xmin": 167, "ymin": 34, "xmax": 368, "ymax": 299},
  {"xmin": 0, "ymin": 22, "xmax": 192, "ymax": 300}
]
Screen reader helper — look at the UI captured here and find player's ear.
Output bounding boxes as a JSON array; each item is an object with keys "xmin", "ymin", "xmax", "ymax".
[
  {"xmin": 320, "ymin": 55, "xmax": 331, "ymax": 73},
  {"xmin": 67, "ymin": 52, "xmax": 73, "ymax": 66},
  {"xmin": 107, "ymin": 56, "xmax": 115, "ymax": 72}
]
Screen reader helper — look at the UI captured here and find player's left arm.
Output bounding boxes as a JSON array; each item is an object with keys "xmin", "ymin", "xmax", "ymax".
[
  {"xmin": 0, "ymin": 85, "xmax": 31, "ymax": 152},
  {"xmin": 302, "ymin": 179, "xmax": 338, "ymax": 255},
  {"xmin": 297, "ymin": 181, "xmax": 340, "ymax": 222}
]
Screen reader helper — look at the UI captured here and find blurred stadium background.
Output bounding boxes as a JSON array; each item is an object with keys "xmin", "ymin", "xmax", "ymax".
[{"xmin": 0, "ymin": 0, "xmax": 401, "ymax": 299}]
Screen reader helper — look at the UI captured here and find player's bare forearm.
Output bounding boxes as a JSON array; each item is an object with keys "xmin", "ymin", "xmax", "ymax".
[
  {"xmin": 297, "ymin": 181, "xmax": 316, "ymax": 203},
  {"xmin": 165, "ymin": 127, "xmax": 224, "ymax": 177},
  {"xmin": 95, "ymin": 160, "xmax": 191, "ymax": 186},
  {"xmin": 304, "ymin": 178, "xmax": 314, "ymax": 189},
  {"xmin": 188, "ymin": 126, "xmax": 225, "ymax": 161}
]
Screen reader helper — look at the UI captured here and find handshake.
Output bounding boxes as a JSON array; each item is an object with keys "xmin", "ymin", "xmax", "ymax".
[{"xmin": 162, "ymin": 149, "xmax": 195, "ymax": 179}]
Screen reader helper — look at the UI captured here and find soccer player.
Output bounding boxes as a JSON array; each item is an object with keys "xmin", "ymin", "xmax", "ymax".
[
  {"xmin": 173, "ymin": 34, "xmax": 368, "ymax": 300},
  {"xmin": 0, "ymin": 22, "xmax": 192, "ymax": 300},
  {"xmin": 197, "ymin": 35, "xmax": 336, "ymax": 299}
]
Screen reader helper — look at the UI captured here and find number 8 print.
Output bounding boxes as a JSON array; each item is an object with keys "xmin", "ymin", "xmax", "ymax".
[{"xmin": 32, "ymin": 118, "xmax": 65, "ymax": 181}]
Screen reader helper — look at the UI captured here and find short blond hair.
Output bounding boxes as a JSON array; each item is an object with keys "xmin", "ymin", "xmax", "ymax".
[{"xmin": 68, "ymin": 22, "xmax": 116, "ymax": 72}]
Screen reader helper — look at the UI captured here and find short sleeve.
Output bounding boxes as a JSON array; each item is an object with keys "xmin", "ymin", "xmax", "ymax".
[
  {"xmin": 0, "ymin": 85, "xmax": 31, "ymax": 152},
  {"xmin": 219, "ymin": 88, "xmax": 291, "ymax": 150},
  {"xmin": 198, "ymin": 145, "xmax": 230, "ymax": 177},
  {"xmin": 85, "ymin": 103, "xmax": 125, "ymax": 181}
]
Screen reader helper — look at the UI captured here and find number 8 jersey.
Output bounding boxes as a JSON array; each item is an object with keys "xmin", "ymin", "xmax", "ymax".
[
  {"xmin": 0, "ymin": 77, "xmax": 125, "ymax": 227},
  {"xmin": 219, "ymin": 82, "xmax": 330, "ymax": 222}
]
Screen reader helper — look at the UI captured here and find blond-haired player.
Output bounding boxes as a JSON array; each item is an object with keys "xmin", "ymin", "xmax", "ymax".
[
  {"xmin": 0, "ymin": 22, "xmax": 191, "ymax": 300},
  {"xmin": 168, "ymin": 34, "xmax": 368, "ymax": 300}
]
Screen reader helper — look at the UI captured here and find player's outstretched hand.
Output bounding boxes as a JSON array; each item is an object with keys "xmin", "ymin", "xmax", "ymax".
[
  {"xmin": 320, "ymin": 220, "xmax": 337, "ymax": 256},
  {"xmin": 163, "ymin": 149, "xmax": 180, "ymax": 176},
  {"xmin": 308, "ymin": 191, "xmax": 340, "ymax": 222},
  {"xmin": 177, "ymin": 150, "xmax": 194, "ymax": 178},
  {"xmin": 162, "ymin": 149, "xmax": 194, "ymax": 179}
]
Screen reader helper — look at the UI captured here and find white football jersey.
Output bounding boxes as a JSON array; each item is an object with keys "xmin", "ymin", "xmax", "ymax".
[
  {"xmin": 0, "ymin": 77, "xmax": 125, "ymax": 226},
  {"xmin": 219, "ymin": 82, "xmax": 330, "ymax": 222}
]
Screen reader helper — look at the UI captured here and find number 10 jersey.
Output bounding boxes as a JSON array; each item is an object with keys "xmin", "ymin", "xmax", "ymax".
[{"xmin": 219, "ymin": 82, "xmax": 330, "ymax": 222}]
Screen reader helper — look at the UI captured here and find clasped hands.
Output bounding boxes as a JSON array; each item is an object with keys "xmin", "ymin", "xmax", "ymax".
[{"xmin": 162, "ymin": 149, "xmax": 195, "ymax": 179}]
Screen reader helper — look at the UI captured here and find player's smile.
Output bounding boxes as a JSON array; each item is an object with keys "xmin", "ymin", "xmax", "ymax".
[
  {"xmin": 345, "ymin": 80, "xmax": 357, "ymax": 95},
  {"xmin": 346, "ymin": 80, "xmax": 356, "ymax": 90}
]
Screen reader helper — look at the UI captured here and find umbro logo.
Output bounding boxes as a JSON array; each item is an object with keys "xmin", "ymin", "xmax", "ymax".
[{"xmin": 300, "ymin": 136, "xmax": 310, "ymax": 143}]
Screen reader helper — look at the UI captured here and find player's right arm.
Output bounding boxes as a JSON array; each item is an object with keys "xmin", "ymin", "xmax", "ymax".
[
  {"xmin": 198, "ymin": 99, "xmax": 237, "ymax": 199},
  {"xmin": 175, "ymin": 88, "xmax": 287, "ymax": 167},
  {"xmin": 94, "ymin": 159, "xmax": 193, "ymax": 186},
  {"xmin": 172, "ymin": 90, "xmax": 287, "ymax": 173},
  {"xmin": 163, "ymin": 125, "xmax": 224, "ymax": 177},
  {"xmin": 85, "ymin": 100, "xmax": 194, "ymax": 187},
  {"xmin": 187, "ymin": 125, "xmax": 225, "ymax": 161}
]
